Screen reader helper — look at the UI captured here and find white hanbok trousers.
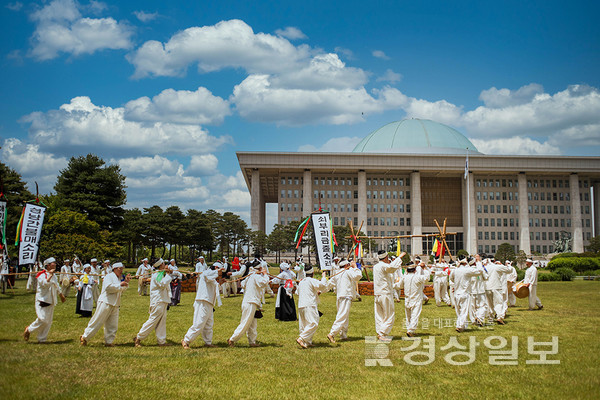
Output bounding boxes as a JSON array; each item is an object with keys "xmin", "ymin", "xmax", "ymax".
[
  {"xmin": 433, "ymin": 280, "xmax": 450, "ymax": 306},
  {"xmin": 485, "ymin": 289, "xmax": 507, "ymax": 319},
  {"xmin": 27, "ymin": 302, "xmax": 55, "ymax": 342},
  {"xmin": 92, "ymin": 284, "xmax": 99, "ymax": 303},
  {"xmin": 508, "ymin": 284, "xmax": 517, "ymax": 306},
  {"xmin": 82, "ymin": 301, "xmax": 120, "ymax": 344},
  {"xmin": 329, "ymin": 297, "xmax": 352, "ymax": 338},
  {"xmin": 298, "ymin": 305, "xmax": 320, "ymax": 344},
  {"xmin": 374, "ymin": 294, "xmax": 395, "ymax": 337},
  {"xmin": 138, "ymin": 278, "xmax": 148, "ymax": 296},
  {"xmin": 528, "ymin": 285, "xmax": 542, "ymax": 309},
  {"xmin": 183, "ymin": 300, "xmax": 214, "ymax": 345},
  {"xmin": 405, "ymin": 301, "xmax": 423, "ymax": 334},
  {"xmin": 229, "ymin": 303, "xmax": 258, "ymax": 344},
  {"xmin": 137, "ymin": 302, "xmax": 168, "ymax": 344},
  {"xmin": 449, "ymin": 285, "xmax": 456, "ymax": 307},
  {"xmin": 470, "ymin": 293, "xmax": 489, "ymax": 322},
  {"xmin": 454, "ymin": 294, "xmax": 470, "ymax": 329}
]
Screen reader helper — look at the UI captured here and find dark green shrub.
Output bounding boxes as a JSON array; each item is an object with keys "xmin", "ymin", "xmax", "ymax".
[
  {"xmin": 517, "ymin": 269, "xmax": 526, "ymax": 281},
  {"xmin": 547, "ymin": 257, "xmax": 600, "ymax": 272},
  {"xmin": 539, "ymin": 273, "xmax": 561, "ymax": 281},
  {"xmin": 551, "ymin": 252, "xmax": 598, "ymax": 260},
  {"xmin": 554, "ymin": 267, "xmax": 575, "ymax": 281}
]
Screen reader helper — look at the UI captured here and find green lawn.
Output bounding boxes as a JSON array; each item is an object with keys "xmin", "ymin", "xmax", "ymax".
[{"xmin": 1, "ymin": 277, "xmax": 599, "ymax": 400}]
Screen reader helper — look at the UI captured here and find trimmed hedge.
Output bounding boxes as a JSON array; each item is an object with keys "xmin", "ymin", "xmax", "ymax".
[
  {"xmin": 517, "ymin": 269, "xmax": 526, "ymax": 281},
  {"xmin": 553, "ymin": 267, "xmax": 575, "ymax": 281},
  {"xmin": 547, "ymin": 257, "xmax": 600, "ymax": 272},
  {"xmin": 539, "ymin": 273, "xmax": 561, "ymax": 281},
  {"xmin": 550, "ymin": 252, "xmax": 598, "ymax": 260}
]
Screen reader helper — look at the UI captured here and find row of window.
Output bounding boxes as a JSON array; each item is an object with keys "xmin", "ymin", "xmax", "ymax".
[
  {"xmin": 366, "ymin": 217, "xmax": 411, "ymax": 227},
  {"xmin": 478, "ymin": 218, "xmax": 519, "ymax": 228},
  {"xmin": 281, "ymin": 177, "xmax": 302, "ymax": 185},
  {"xmin": 367, "ymin": 204, "xmax": 411, "ymax": 213},
  {"xmin": 477, "ymin": 204, "xmax": 518, "ymax": 214},
  {"xmin": 478, "ymin": 231, "xmax": 519, "ymax": 241},
  {"xmin": 527, "ymin": 179, "xmax": 570, "ymax": 188},
  {"xmin": 527, "ymin": 192, "xmax": 570, "ymax": 201},
  {"xmin": 366, "ymin": 190, "xmax": 410, "ymax": 200},
  {"xmin": 476, "ymin": 191, "xmax": 518, "ymax": 201},
  {"xmin": 313, "ymin": 177, "xmax": 356, "ymax": 186},
  {"xmin": 312, "ymin": 190, "xmax": 357, "ymax": 199},
  {"xmin": 476, "ymin": 179, "xmax": 517, "ymax": 188},
  {"xmin": 366, "ymin": 178, "xmax": 410, "ymax": 186}
]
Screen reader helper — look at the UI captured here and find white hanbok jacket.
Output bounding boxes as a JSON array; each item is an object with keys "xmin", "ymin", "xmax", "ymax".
[
  {"xmin": 149, "ymin": 271, "xmax": 173, "ymax": 306},
  {"xmin": 97, "ymin": 272, "xmax": 128, "ymax": 306},
  {"xmin": 36, "ymin": 270, "xmax": 60, "ymax": 306}
]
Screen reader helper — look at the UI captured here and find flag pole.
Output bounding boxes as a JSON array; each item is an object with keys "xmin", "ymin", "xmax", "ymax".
[{"xmin": 465, "ymin": 147, "xmax": 470, "ymax": 254}]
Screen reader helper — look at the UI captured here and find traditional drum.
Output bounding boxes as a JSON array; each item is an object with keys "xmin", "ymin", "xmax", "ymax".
[{"xmin": 513, "ymin": 281, "xmax": 529, "ymax": 299}]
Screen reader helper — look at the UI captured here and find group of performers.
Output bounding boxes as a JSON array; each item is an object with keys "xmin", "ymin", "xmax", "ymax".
[{"xmin": 21, "ymin": 251, "xmax": 543, "ymax": 348}]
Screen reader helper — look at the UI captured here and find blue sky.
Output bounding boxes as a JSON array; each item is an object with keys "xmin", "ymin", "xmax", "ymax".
[{"xmin": 1, "ymin": 0, "xmax": 599, "ymax": 229}]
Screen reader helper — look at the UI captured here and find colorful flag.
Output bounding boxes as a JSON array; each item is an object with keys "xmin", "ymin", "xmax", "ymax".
[
  {"xmin": 431, "ymin": 238, "xmax": 439, "ymax": 256},
  {"xmin": 396, "ymin": 239, "xmax": 401, "ymax": 257}
]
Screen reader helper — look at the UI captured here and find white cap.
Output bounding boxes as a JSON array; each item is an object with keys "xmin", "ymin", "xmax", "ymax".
[
  {"xmin": 532, "ymin": 260, "xmax": 540, "ymax": 267},
  {"xmin": 339, "ymin": 260, "xmax": 350, "ymax": 267},
  {"xmin": 526, "ymin": 258, "xmax": 533, "ymax": 263},
  {"xmin": 304, "ymin": 265, "xmax": 314, "ymax": 274},
  {"xmin": 64, "ymin": 259, "xmax": 70, "ymax": 263},
  {"xmin": 43, "ymin": 257, "xmax": 56, "ymax": 266},
  {"xmin": 170, "ymin": 259, "xmax": 176, "ymax": 263},
  {"xmin": 90, "ymin": 258, "xmax": 98, "ymax": 263},
  {"xmin": 142, "ymin": 258, "xmax": 148, "ymax": 262},
  {"xmin": 104, "ymin": 259, "xmax": 110, "ymax": 264},
  {"xmin": 213, "ymin": 261, "xmax": 224, "ymax": 269},
  {"xmin": 153, "ymin": 258, "xmax": 164, "ymax": 269},
  {"xmin": 112, "ymin": 262, "xmax": 124, "ymax": 269}
]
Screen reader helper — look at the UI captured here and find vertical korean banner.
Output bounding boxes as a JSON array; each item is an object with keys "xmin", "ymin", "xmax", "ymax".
[
  {"xmin": 18, "ymin": 203, "xmax": 46, "ymax": 265},
  {"xmin": 0, "ymin": 199, "xmax": 7, "ymax": 250},
  {"xmin": 311, "ymin": 212, "xmax": 333, "ymax": 271}
]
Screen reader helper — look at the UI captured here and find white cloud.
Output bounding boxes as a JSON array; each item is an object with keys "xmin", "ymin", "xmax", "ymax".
[
  {"xmin": 548, "ymin": 123, "xmax": 600, "ymax": 148},
  {"xmin": 372, "ymin": 50, "xmax": 390, "ymax": 60},
  {"xmin": 470, "ymin": 137, "xmax": 560, "ymax": 155},
  {"xmin": 21, "ymin": 96, "xmax": 232, "ymax": 157},
  {"xmin": 1, "ymin": 138, "xmax": 68, "ymax": 193},
  {"xmin": 231, "ymin": 75, "xmax": 404, "ymax": 125},
  {"xmin": 222, "ymin": 189, "xmax": 251, "ymax": 208},
  {"xmin": 6, "ymin": 2, "xmax": 23, "ymax": 11},
  {"xmin": 124, "ymin": 87, "xmax": 231, "ymax": 125},
  {"xmin": 133, "ymin": 10, "xmax": 158, "ymax": 22},
  {"xmin": 270, "ymin": 53, "xmax": 368, "ymax": 90},
  {"xmin": 29, "ymin": 0, "xmax": 133, "ymax": 60},
  {"xmin": 479, "ymin": 83, "xmax": 544, "ymax": 108},
  {"xmin": 115, "ymin": 155, "xmax": 181, "ymax": 177},
  {"xmin": 376, "ymin": 69, "xmax": 402, "ymax": 83},
  {"xmin": 334, "ymin": 46, "xmax": 354, "ymax": 60},
  {"xmin": 298, "ymin": 136, "xmax": 363, "ymax": 152},
  {"xmin": 275, "ymin": 26, "xmax": 307, "ymax": 40},
  {"xmin": 187, "ymin": 154, "xmax": 219, "ymax": 176},
  {"xmin": 127, "ymin": 19, "xmax": 311, "ymax": 78}
]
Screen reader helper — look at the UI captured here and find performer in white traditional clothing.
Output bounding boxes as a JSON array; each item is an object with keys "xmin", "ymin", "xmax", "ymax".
[
  {"xmin": 524, "ymin": 259, "xmax": 543, "ymax": 310},
  {"xmin": 469, "ymin": 255, "xmax": 489, "ymax": 326},
  {"xmin": 272, "ymin": 262, "xmax": 297, "ymax": 321},
  {"xmin": 136, "ymin": 258, "xmax": 151, "ymax": 296},
  {"xmin": 80, "ymin": 262, "xmax": 130, "ymax": 346},
  {"xmin": 294, "ymin": 257, "xmax": 307, "ymax": 283},
  {"xmin": 135, "ymin": 259, "xmax": 173, "ymax": 347},
  {"xmin": 326, "ymin": 260, "xmax": 362, "ymax": 343},
  {"xmin": 76, "ymin": 265, "xmax": 95, "ymax": 317},
  {"xmin": 393, "ymin": 265, "xmax": 404, "ymax": 302},
  {"xmin": 26, "ymin": 261, "xmax": 41, "ymax": 292},
  {"xmin": 448, "ymin": 260, "xmax": 457, "ymax": 308},
  {"xmin": 195, "ymin": 256, "xmax": 208, "ymax": 273},
  {"xmin": 228, "ymin": 265, "xmax": 269, "ymax": 347},
  {"xmin": 72, "ymin": 257, "xmax": 83, "ymax": 274},
  {"xmin": 450, "ymin": 258, "xmax": 483, "ymax": 332},
  {"xmin": 296, "ymin": 265, "xmax": 328, "ymax": 348},
  {"xmin": 24, "ymin": 257, "xmax": 65, "ymax": 343},
  {"xmin": 59, "ymin": 259, "xmax": 75, "ymax": 297},
  {"xmin": 372, "ymin": 250, "xmax": 404, "ymax": 341},
  {"xmin": 169, "ymin": 259, "xmax": 183, "ymax": 306},
  {"xmin": 432, "ymin": 261, "xmax": 451, "ymax": 306},
  {"xmin": 89, "ymin": 258, "xmax": 100, "ymax": 303},
  {"xmin": 182, "ymin": 261, "xmax": 224, "ymax": 349},
  {"xmin": 398, "ymin": 263, "xmax": 431, "ymax": 337},
  {"xmin": 506, "ymin": 261, "xmax": 518, "ymax": 307},
  {"xmin": 484, "ymin": 260, "xmax": 512, "ymax": 324}
]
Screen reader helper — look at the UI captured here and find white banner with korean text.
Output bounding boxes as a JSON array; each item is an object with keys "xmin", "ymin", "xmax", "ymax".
[
  {"xmin": 311, "ymin": 212, "xmax": 333, "ymax": 271},
  {"xmin": 18, "ymin": 203, "xmax": 46, "ymax": 265}
]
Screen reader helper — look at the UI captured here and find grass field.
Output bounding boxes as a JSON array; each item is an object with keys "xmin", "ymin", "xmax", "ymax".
[{"xmin": 1, "ymin": 274, "xmax": 599, "ymax": 400}]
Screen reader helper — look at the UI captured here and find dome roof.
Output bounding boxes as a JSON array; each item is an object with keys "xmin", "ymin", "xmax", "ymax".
[{"xmin": 352, "ymin": 118, "xmax": 481, "ymax": 155}]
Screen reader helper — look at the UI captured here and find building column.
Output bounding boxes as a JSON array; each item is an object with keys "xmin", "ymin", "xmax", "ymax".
[
  {"xmin": 303, "ymin": 169, "xmax": 312, "ymax": 218},
  {"xmin": 570, "ymin": 173, "xmax": 583, "ymax": 252},
  {"xmin": 462, "ymin": 172, "xmax": 477, "ymax": 255},
  {"xmin": 250, "ymin": 169, "xmax": 265, "ymax": 233},
  {"xmin": 518, "ymin": 172, "xmax": 531, "ymax": 254},
  {"xmin": 410, "ymin": 171, "xmax": 423, "ymax": 256},
  {"xmin": 357, "ymin": 170, "xmax": 367, "ymax": 234},
  {"xmin": 593, "ymin": 181, "xmax": 600, "ymax": 237}
]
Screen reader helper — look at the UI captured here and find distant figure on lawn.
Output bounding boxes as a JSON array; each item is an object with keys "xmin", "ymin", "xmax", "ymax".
[{"xmin": 524, "ymin": 259, "xmax": 543, "ymax": 310}]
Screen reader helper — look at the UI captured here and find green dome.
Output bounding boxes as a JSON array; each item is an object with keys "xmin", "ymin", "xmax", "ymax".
[{"xmin": 352, "ymin": 119, "xmax": 481, "ymax": 155}]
